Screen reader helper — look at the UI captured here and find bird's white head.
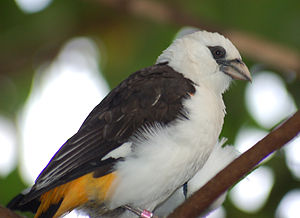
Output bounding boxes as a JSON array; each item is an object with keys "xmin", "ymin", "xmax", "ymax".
[{"xmin": 157, "ymin": 30, "xmax": 251, "ymax": 94}]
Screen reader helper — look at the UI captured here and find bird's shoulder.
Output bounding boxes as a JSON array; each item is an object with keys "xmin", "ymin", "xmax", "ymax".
[{"xmin": 80, "ymin": 62, "xmax": 196, "ymax": 131}]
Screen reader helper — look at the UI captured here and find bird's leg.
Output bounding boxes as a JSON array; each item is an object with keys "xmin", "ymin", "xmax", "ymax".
[{"xmin": 122, "ymin": 205, "xmax": 158, "ymax": 218}]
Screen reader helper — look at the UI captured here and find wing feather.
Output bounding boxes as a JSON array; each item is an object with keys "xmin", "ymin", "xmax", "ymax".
[{"xmin": 22, "ymin": 63, "xmax": 196, "ymax": 203}]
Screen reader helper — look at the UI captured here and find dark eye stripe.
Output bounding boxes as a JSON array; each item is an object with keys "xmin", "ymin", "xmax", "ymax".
[{"xmin": 208, "ymin": 46, "xmax": 226, "ymax": 60}]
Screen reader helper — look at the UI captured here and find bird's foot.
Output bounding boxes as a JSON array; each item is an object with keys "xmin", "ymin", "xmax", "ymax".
[{"xmin": 122, "ymin": 205, "xmax": 158, "ymax": 218}]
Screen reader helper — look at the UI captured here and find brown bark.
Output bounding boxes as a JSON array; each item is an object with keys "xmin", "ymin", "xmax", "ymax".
[{"xmin": 0, "ymin": 206, "xmax": 24, "ymax": 218}]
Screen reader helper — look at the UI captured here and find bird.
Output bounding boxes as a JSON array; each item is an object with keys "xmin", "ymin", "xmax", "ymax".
[{"xmin": 7, "ymin": 30, "xmax": 251, "ymax": 218}]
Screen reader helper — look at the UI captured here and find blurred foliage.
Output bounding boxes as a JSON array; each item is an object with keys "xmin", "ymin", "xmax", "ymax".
[{"xmin": 0, "ymin": 0, "xmax": 299, "ymax": 217}]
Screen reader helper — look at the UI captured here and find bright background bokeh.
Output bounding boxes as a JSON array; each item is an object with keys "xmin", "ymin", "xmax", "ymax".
[
  {"xmin": 18, "ymin": 37, "xmax": 109, "ymax": 185},
  {"xmin": 0, "ymin": 0, "xmax": 299, "ymax": 218}
]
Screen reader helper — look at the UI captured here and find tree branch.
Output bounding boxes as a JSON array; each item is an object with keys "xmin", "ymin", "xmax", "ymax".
[
  {"xmin": 167, "ymin": 110, "xmax": 300, "ymax": 218},
  {"xmin": 95, "ymin": 0, "xmax": 300, "ymax": 78},
  {"xmin": 0, "ymin": 206, "xmax": 23, "ymax": 218},
  {"xmin": 3, "ymin": 0, "xmax": 299, "ymax": 79}
]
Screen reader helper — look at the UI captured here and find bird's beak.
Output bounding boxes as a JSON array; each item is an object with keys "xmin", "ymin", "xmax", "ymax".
[{"xmin": 217, "ymin": 59, "xmax": 252, "ymax": 82}]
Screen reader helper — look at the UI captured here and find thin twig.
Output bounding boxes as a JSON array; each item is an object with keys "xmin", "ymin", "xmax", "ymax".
[{"xmin": 167, "ymin": 110, "xmax": 300, "ymax": 218}]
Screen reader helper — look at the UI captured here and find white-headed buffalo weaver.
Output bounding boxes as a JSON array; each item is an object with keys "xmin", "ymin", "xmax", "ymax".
[{"xmin": 8, "ymin": 30, "xmax": 251, "ymax": 218}]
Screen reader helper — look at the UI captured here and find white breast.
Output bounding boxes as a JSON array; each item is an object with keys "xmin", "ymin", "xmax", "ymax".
[{"xmin": 106, "ymin": 85, "xmax": 226, "ymax": 211}]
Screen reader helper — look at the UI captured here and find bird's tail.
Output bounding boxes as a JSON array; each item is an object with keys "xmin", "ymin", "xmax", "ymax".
[
  {"xmin": 7, "ymin": 192, "xmax": 63, "ymax": 218},
  {"xmin": 7, "ymin": 172, "xmax": 116, "ymax": 218},
  {"xmin": 7, "ymin": 192, "xmax": 41, "ymax": 215}
]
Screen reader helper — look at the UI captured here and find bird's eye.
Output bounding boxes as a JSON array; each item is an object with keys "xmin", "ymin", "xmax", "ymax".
[{"xmin": 208, "ymin": 46, "xmax": 226, "ymax": 59}]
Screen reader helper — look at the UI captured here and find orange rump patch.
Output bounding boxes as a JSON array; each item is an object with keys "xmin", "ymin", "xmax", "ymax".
[{"xmin": 35, "ymin": 172, "xmax": 116, "ymax": 218}]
